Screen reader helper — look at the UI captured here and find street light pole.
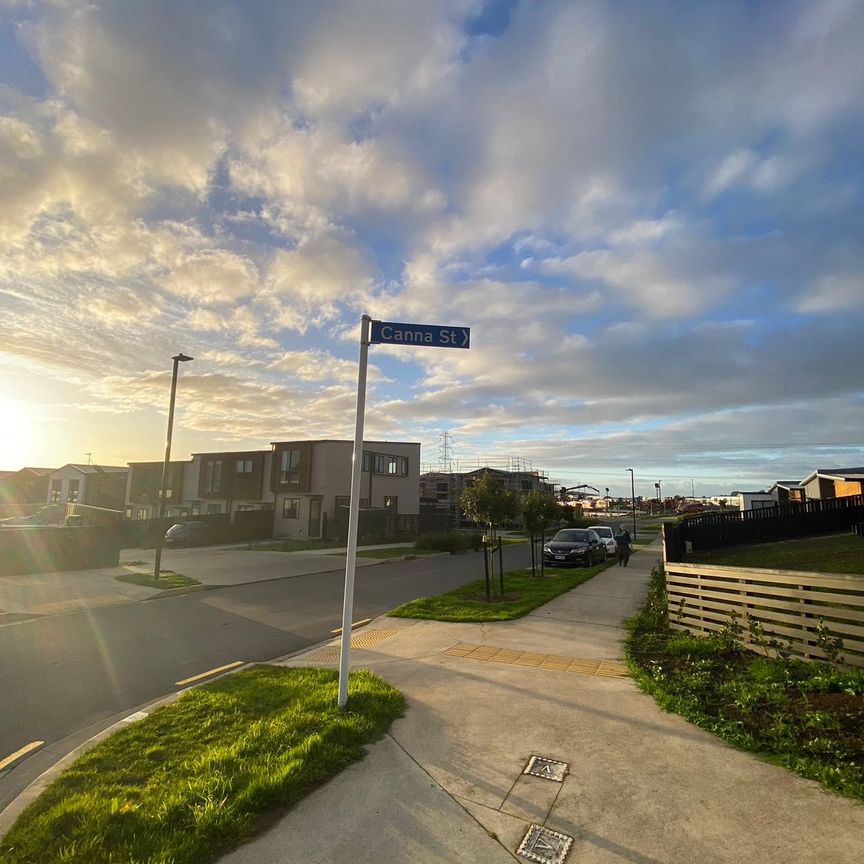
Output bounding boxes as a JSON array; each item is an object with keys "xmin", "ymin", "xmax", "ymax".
[
  {"xmin": 153, "ymin": 353, "xmax": 193, "ymax": 583},
  {"xmin": 626, "ymin": 468, "xmax": 636, "ymax": 540},
  {"xmin": 655, "ymin": 481, "xmax": 662, "ymax": 515}
]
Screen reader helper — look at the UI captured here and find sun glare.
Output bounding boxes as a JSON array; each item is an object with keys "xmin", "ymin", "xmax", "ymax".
[{"xmin": 0, "ymin": 397, "xmax": 35, "ymax": 469}]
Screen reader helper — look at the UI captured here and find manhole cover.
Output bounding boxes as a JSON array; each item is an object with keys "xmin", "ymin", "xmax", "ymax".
[
  {"xmin": 517, "ymin": 824, "xmax": 574, "ymax": 863},
  {"xmin": 524, "ymin": 755, "xmax": 568, "ymax": 782}
]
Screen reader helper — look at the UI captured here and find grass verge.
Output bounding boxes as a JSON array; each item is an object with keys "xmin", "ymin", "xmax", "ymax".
[
  {"xmin": 355, "ymin": 547, "xmax": 442, "ymax": 559},
  {"xmin": 0, "ymin": 666, "xmax": 404, "ymax": 864},
  {"xmin": 246, "ymin": 539, "xmax": 336, "ymax": 552},
  {"xmin": 626, "ymin": 565, "xmax": 864, "ymax": 801},
  {"xmin": 389, "ymin": 560, "xmax": 614, "ymax": 622},
  {"xmin": 690, "ymin": 533, "xmax": 864, "ymax": 575},
  {"xmin": 115, "ymin": 570, "xmax": 200, "ymax": 590}
]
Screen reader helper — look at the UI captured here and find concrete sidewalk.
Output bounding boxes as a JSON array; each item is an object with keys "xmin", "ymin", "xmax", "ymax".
[{"xmin": 220, "ymin": 545, "xmax": 864, "ymax": 864}]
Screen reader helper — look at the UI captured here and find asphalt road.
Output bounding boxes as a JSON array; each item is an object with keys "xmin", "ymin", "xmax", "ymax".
[{"xmin": 0, "ymin": 543, "xmax": 532, "ymax": 811}]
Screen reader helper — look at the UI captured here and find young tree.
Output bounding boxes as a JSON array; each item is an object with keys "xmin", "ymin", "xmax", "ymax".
[
  {"xmin": 521, "ymin": 491, "xmax": 561, "ymax": 577},
  {"xmin": 460, "ymin": 473, "xmax": 517, "ymax": 599}
]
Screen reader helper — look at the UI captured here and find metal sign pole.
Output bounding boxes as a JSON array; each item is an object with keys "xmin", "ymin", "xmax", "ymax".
[{"xmin": 338, "ymin": 315, "xmax": 371, "ymax": 708}]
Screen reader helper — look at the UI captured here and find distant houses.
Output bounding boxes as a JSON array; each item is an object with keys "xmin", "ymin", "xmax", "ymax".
[{"xmin": 126, "ymin": 439, "xmax": 421, "ymax": 541}]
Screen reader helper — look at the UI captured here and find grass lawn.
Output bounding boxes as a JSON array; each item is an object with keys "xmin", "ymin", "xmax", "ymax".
[
  {"xmin": 691, "ymin": 533, "xmax": 864, "ymax": 574},
  {"xmin": 0, "ymin": 666, "xmax": 404, "ymax": 864},
  {"xmin": 626, "ymin": 566, "xmax": 864, "ymax": 802},
  {"xmin": 115, "ymin": 570, "xmax": 200, "ymax": 590},
  {"xmin": 632, "ymin": 537, "xmax": 656, "ymax": 546},
  {"xmin": 389, "ymin": 560, "xmax": 613, "ymax": 622}
]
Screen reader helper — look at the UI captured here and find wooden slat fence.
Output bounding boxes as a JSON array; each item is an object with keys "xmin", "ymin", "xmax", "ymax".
[{"xmin": 664, "ymin": 560, "xmax": 864, "ymax": 668}]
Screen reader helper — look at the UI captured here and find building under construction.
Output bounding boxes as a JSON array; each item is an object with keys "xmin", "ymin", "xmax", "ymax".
[{"xmin": 419, "ymin": 456, "xmax": 556, "ymax": 528}]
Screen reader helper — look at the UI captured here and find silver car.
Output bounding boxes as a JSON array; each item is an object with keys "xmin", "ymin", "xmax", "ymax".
[{"xmin": 591, "ymin": 525, "xmax": 618, "ymax": 557}]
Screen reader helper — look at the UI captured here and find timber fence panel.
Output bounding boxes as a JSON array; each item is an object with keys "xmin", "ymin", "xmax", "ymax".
[{"xmin": 664, "ymin": 561, "xmax": 864, "ymax": 667}]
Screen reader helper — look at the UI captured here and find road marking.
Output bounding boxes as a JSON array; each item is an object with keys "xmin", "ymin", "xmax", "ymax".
[
  {"xmin": 0, "ymin": 740, "xmax": 45, "ymax": 771},
  {"xmin": 175, "ymin": 660, "xmax": 244, "ymax": 687},
  {"xmin": 330, "ymin": 618, "xmax": 372, "ymax": 636}
]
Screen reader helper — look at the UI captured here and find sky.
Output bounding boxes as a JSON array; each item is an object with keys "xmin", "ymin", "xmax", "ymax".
[{"xmin": 0, "ymin": 0, "xmax": 862, "ymax": 498}]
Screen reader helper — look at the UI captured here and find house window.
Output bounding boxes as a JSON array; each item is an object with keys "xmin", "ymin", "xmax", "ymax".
[
  {"xmin": 67, "ymin": 479, "xmax": 80, "ymax": 503},
  {"xmin": 384, "ymin": 496, "xmax": 398, "ymax": 515},
  {"xmin": 50, "ymin": 479, "xmax": 62, "ymax": 503},
  {"xmin": 280, "ymin": 449, "xmax": 301, "ymax": 484},
  {"xmin": 283, "ymin": 497, "xmax": 300, "ymax": 519},
  {"xmin": 207, "ymin": 503, "xmax": 222, "ymax": 514},
  {"xmin": 204, "ymin": 459, "xmax": 222, "ymax": 493},
  {"xmin": 236, "ymin": 458, "xmax": 253, "ymax": 474},
  {"xmin": 521, "ymin": 480, "xmax": 532, "ymax": 491},
  {"xmin": 236, "ymin": 504, "xmax": 255, "ymax": 511},
  {"xmin": 374, "ymin": 453, "xmax": 387, "ymax": 474},
  {"xmin": 191, "ymin": 502, "xmax": 201, "ymax": 515},
  {"xmin": 362, "ymin": 451, "xmax": 371, "ymax": 472}
]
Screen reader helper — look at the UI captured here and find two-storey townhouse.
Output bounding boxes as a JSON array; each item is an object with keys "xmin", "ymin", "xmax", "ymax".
[
  {"xmin": 125, "ymin": 460, "xmax": 190, "ymax": 520},
  {"xmin": 271, "ymin": 440, "xmax": 420, "ymax": 540},
  {"xmin": 191, "ymin": 449, "xmax": 274, "ymax": 516},
  {"xmin": 46, "ymin": 464, "xmax": 128, "ymax": 511}
]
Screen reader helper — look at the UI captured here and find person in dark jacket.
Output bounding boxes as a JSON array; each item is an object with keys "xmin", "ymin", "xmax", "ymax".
[{"xmin": 614, "ymin": 525, "xmax": 632, "ymax": 566}]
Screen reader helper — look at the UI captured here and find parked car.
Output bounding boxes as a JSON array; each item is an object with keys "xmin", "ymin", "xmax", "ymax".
[
  {"xmin": 543, "ymin": 528, "xmax": 607, "ymax": 567},
  {"xmin": 0, "ymin": 504, "xmax": 65, "ymax": 527},
  {"xmin": 164, "ymin": 521, "xmax": 208, "ymax": 548},
  {"xmin": 590, "ymin": 525, "xmax": 618, "ymax": 557}
]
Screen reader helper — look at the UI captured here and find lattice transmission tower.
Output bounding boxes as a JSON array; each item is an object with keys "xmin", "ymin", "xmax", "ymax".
[{"xmin": 438, "ymin": 431, "xmax": 454, "ymax": 474}]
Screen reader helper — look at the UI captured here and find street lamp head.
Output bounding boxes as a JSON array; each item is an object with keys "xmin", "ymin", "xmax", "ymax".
[{"xmin": 173, "ymin": 353, "xmax": 194, "ymax": 363}]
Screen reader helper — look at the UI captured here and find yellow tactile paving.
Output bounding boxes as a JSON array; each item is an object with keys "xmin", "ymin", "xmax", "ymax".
[
  {"xmin": 443, "ymin": 642, "xmax": 630, "ymax": 679},
  {"xmin": 303, "ymin": 628, "xmax": 402, "ymax": 662}
]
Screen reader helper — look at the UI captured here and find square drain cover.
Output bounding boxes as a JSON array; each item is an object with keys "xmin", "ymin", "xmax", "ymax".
[
  {"xmin": 524, "ymin": 755, "xmax": 568, "ymax": 782},
  {"xmin": 517, "ymin": 824, "xmax": 574, "ymax": 863}
]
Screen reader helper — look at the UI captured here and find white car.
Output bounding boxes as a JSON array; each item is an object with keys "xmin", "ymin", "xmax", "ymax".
[{"xmin": 591, "ymin": 525, "xmax": 617, "ymax": 557}]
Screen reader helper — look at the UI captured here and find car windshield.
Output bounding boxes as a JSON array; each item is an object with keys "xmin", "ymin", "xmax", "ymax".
[
  {"xmin": 553, "ymin": 530, "xmax": 589, "ymax": 543},
  {"xmin": 593, "ymin": 527, "xmax": 613, "ymax": 538},
  {"xmin": 166, "ymin": 525, "xmax": 186, "ymax": 534}
]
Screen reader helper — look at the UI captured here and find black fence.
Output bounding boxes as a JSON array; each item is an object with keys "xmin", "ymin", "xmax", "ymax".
[
  {"xmin": 676, "ymin": 495, "xmax": 864, "ymax": 555},
  {"xmin": 0, "ymin": 526, "xmax": 121, "ymax": 576},
  {"xmin": 120, "ymin": 509, "xmax": 275, "ymax": 548}
]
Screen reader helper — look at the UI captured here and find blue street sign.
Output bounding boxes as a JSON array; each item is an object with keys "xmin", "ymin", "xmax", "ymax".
[{"xmin": 370, "ymin": 320, "xmax": 470, "ymax": 349}]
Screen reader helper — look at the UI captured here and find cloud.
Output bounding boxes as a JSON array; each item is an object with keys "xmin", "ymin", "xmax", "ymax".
[{"xmin": 0, "ymin": 0, "xmax": 862, "ymax": 491}]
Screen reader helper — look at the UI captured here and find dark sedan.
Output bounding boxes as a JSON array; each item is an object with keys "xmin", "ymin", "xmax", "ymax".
[
  {"xmin": 543, "ymin": 528, "xmax": 607, "ymax": 567},
  {"xmin": 164, "ymin": 521, "xmax": 209, "ymax": 548}
]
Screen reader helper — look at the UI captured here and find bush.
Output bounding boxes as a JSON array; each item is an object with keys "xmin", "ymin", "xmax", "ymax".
[{"xmin": 414, "ymin": 532, "xmax": 482, "ymax": 554}]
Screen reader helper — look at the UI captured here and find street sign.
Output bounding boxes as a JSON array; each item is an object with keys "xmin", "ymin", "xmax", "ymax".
[
  {"xmin": 337, "ymin": 314, "xmax": 471, "ymax": 709},
  {"xmin": 370, "ymin": 320, "xmax": 470, "ymax": 349}
]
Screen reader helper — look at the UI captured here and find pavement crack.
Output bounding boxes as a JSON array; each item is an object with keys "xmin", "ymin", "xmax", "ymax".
[{"xmin": 386, "ymin": 732, "xmax": 522, "ymax": 862}]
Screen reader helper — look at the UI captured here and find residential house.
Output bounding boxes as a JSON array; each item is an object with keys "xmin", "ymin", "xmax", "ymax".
[
  {"xmin": 801, "ymin": 467, "xmax": 864, "ymax": 501},
  {"xmin": 271, "ymin": 440, "xmax": 420, "ymax": 540},
  {"xmin": 0, "ymin": 467, "xmax": 54, "ymax": 515},
  {"xmin": 191, "ymin": 449, "xmax": 274, "ymax": 516},
  {"xmin": 46, "ymin": 464, "xmax": 128, "ymax": 511},
  {"xmin": 768, "ymin": 481, "xmax": 806, "ymax": 504},
  {"xmin": 125, "ymin": 460, "xmax": 191, "ymax": 520},
  {"xmin": 731, "ymin": 490, "xmax": 776, "ymax": 511}
]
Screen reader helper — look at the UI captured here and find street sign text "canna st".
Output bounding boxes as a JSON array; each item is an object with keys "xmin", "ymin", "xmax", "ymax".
[{"xmin": 370, "ymin": 320, "xmax": 470, "ymax": 349}]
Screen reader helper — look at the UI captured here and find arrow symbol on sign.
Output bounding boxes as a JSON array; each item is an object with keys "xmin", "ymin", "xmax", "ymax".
[{"xmin": 461, "ymin": 329, "xmax": 469, "ymax": 347}]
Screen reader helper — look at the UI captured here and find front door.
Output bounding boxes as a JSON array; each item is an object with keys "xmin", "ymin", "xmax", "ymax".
[{"xmin": 308, "ymin": 497, "xmax": 322, "ymax": 539}]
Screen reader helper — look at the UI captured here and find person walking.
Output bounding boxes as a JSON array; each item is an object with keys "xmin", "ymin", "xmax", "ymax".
[{"xmin": 614, "ymin": 524, "xmax": 632, "ymax": 566}]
